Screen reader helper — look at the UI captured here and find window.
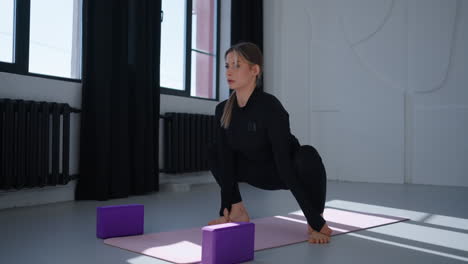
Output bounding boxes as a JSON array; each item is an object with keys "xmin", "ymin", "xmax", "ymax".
[
  {"xmin": 0, "ymin": 0, "xmax": 15, "ymax": 63},
  {"xmin": 160, "ymin": 0, "xmax": 185, "ymax": 91},
  {"xmin": 161, "ymin": 0, "xmax": 219, "ymax": 100},
  {"xmin": 0, "ymin": 0, "xmax": 82, "ymax": 82}
]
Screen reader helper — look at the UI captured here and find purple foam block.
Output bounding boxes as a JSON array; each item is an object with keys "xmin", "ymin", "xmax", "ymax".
[
  {"xmin": 202, "ymin": 222, "xmax": 255, "ymax": 264},
  {"xmin": 96, "ymin": 204, "xmax": 144, "ymax": 239}
]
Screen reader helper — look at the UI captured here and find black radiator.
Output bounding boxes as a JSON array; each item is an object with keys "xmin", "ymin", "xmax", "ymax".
[
  {"xmin": 0, "ymin": 99, "xmax": 80, "ymax": 190},
  {"xmin": 161, "ymin": 112, "xmax": 216, "ymax": 173}
]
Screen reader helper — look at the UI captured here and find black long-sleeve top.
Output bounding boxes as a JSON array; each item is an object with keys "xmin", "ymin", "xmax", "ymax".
[{"xmin": 214, "ymin": 88, "xmax": 326, "ymax": 231}]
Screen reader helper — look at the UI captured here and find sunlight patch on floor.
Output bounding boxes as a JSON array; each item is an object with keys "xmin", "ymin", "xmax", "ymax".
[{"xmin": 347, "ymin": 232, "xmax": 468, "ymax": 262}]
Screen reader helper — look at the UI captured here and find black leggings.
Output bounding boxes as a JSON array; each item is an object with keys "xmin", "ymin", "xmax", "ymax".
[{"xmin": 207, "ymin": 143, "xmax": 327, "ymax": 231}]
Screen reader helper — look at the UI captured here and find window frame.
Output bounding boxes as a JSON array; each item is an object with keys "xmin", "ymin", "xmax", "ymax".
[
  {"xmin": 160, "ymin": 0, "xmax": 220, "ymax": 102},
  {"xmin": 0, "ymin": 0, "xmax": 82, "ymax": 83}
]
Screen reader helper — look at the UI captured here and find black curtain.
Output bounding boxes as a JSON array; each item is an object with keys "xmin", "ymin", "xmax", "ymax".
[
  {"xmin": 76, "ymin": 0, "xmax": 161, "ymax": 200},
  {"xmin": 231, "ymin": 0, "xmax": 263, "ymax": 49},
  {"xmin": 230, "ymin": 0, "xmax": 263, "ymax": 91}
]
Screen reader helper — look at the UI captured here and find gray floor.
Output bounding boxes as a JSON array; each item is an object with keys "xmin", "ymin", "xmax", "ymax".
[{"xmin": 1, "ymin": 180, "xmax": 468, "ymax": 264}]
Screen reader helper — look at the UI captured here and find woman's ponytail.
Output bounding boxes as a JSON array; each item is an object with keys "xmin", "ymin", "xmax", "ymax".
[{"xmin": 220, "ymin": 91, "xmax": 236, "ymax": 129}]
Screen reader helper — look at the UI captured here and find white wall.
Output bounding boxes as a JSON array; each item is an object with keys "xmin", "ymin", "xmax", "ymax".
[
  {"xmin": 0, "ymin": 0, "xmax": 231, "ymax": 209},
  {"xmin": 264, "ymin": 0, "xmax": 468, "ymax": 186}
]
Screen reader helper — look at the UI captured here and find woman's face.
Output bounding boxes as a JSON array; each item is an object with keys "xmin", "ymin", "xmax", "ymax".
[{"xmin": 225, "ymin": 51, "xmax": 259, "ymax": 91}]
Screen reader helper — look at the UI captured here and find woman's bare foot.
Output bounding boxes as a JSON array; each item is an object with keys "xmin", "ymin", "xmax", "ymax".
[
  {"xmin": 208, "ymin": 202, "xmax": 250, "ymax": 225},
  {"xmin": 308, "ymin": 230, "xmax": 330, "ymax": 244},
  {"xmin": 307, "ymin": 214, "xmax": 332, "ymax": 243},
  {"xmin": 320, "ymin": 223, "xmax": 333, "ymax": 236},
  {"xmin": 208, "ymin": 208, "xmax": 230, "ymax": 225},
  {"xmin": 308, "ymin": 223, "xmax": 332, "ymax": 236},
  {"xmin": 228, "ymin": 202, "xmax": 250, "ymax": 222}
]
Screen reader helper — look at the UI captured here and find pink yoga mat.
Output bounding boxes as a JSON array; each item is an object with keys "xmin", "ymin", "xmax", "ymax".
[{"xmin": 104, "ymin": 208, "xmax": 408, "ymax": 264}]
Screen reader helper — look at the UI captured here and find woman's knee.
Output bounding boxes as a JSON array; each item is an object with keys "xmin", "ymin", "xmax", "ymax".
[{"xmin": 293, "ymin": 145, "xmax": 323, "ymax": 173}]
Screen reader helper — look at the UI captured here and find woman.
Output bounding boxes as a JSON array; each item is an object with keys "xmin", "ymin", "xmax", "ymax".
[{"xmin": 207, "ymin": 42, "xmax": 332, "ymax": 244}]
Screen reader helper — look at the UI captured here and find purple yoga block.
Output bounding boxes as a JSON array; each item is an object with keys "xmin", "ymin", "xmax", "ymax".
[
  {"xmin": 96, "ymin": 204, "xmax": 144, "ymax": 239},
  {"xmin": 202, "ymin": 222, "xmax": 255, "ymax": 264}
]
